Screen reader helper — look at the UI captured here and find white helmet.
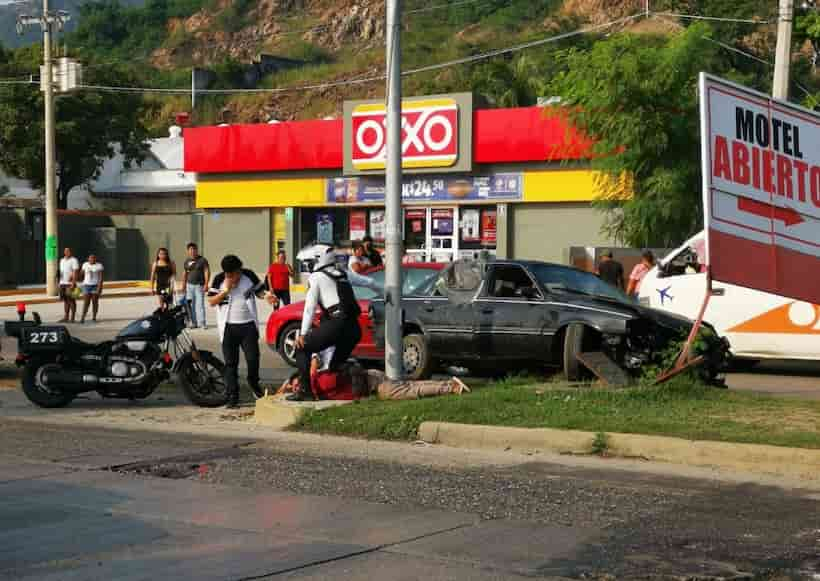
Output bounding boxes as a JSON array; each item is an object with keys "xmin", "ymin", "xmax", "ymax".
[{"xmin": 313, "ymin": 248, "xmax": 337, "ymax": 271}]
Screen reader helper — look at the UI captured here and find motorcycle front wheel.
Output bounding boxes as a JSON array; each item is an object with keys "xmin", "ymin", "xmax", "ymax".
[
  {"xmin": 21, "ymin": 360, "xmax": 75, "ymax": 408},
  {"xmin": 176, "ymin": 351, "xmax": 228, "ymax": 408}
]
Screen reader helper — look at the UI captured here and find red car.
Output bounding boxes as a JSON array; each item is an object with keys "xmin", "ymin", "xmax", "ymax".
[{"xmin": 266, "ymin": 263, "xmax": 445, "ymax": 371}]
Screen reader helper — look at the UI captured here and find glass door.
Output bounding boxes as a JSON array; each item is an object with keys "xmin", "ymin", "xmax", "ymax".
[
  {"xmin": 403, "ymin": 208, "xmax": 428, "ymax": 263},
  {"xmin": 430, "ymin": 207, "xmax": 458, "ymax": 263}
]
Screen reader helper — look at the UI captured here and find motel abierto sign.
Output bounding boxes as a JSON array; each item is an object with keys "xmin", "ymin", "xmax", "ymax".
[
  {"xmin": 700, "ymin": 74, "xmax": 820, "ymax": 305},
  {"xmin": 343, "ymin": 93, "xmax": 473, "ymax": 175}
]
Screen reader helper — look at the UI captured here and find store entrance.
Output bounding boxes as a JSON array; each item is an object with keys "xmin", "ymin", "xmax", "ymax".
[{"xmin": 403, "ymin": 207, "xmax": 459, "ymax": 264}]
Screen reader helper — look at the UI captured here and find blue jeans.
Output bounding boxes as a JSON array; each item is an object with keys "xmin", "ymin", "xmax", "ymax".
[{"xmin": 186, "ymin": 284, "xmax": 207, "ymax": 328}]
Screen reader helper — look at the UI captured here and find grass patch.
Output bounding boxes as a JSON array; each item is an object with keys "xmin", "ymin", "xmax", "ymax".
[{"xmin": 293, "ymin": 376, "xmax": 820, "ymax": 449}]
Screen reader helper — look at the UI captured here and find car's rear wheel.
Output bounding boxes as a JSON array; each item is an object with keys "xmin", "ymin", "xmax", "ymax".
[
  {"xmin": 403, "ymin": 333, "xmax": 434, "ymax": 380},
  {"xmin": 277, "ymin": 322, "xmax": 301, "ymax": 367},
  {"xmin": 563, "ymin": 323, "xmax": 594, "ymax": 382}
]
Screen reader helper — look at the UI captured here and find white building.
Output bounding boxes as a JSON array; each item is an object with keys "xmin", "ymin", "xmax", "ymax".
[{"xmin": 1, "ymin": 126, "xmax": 195, "ymax": 212}]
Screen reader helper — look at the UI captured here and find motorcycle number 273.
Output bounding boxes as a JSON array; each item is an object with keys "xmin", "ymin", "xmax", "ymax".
[{"xmin": 28, "ymin": 331, "xmax": 60, "ymax": 344}]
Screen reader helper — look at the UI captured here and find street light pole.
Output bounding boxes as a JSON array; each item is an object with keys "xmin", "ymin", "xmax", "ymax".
[
  {"xmin": 42, "ymin": 0, "xmax": 58, "ymax": 296},
  {"xmin": 773, "ymin": 0, "xmax": 794, "ymax": 100},
  {"xmin": 17, "ymin": 0, "xmax": 69, "ymax": 296},
  {"xmin": 384, "ymin": 0, "xmax": 404, "ymax": 381}
]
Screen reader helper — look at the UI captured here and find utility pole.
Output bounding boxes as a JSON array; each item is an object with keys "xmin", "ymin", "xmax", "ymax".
[
  {"xmin": 17, "ymin": 1, "xmax": 70, "ymax": 296},
  {"xmin": 384, "ymin": 0, "xmax": 404, "ymax": 381},
  {"xmin": 773, "ymin": 0, "xmax": 794, "ymax": 100}
]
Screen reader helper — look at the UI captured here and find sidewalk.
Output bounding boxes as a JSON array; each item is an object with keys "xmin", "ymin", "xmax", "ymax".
[{"xmin": 0, "ymin": 281, "xmax": 152, "ymax": 307}]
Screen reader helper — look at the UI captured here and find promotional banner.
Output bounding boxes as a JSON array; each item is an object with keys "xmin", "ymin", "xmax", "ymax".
[
  {"xmin": 316, "ymin": 213, "xmax": 334, "ymax": 244},
  {"xmin": 461, "ymin": 209, "xmax": 480, "ymax": 242},
  {"xmin": 481, "ymin": 209, "xmax": 497, "ymax": 245},
  {"xmin": 350, "ymin": 210, "xmax": 367, "ymax": 240},
  {"xmin": 431, "ymin": 208, "xmax": 454, "ymax": 236},
  {"xmin": 369, "ymin": 210, "xmax": 386, "ymax": 241},
  {"xmin": 700, "ymin": 74, "xmax": 820, "ymax": 305},
  {"xmin": 327, "ymin": 173, "xmax": 522, "ymax": 204}
]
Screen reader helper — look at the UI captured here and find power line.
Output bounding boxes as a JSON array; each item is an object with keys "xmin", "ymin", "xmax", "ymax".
[
  {"xmin": 699, "ymin": 34, "xmax": 815, "ymax": 98},
  {"xmin": 405, "ymin": 0, "xmax": 495, "ymax": 14}
]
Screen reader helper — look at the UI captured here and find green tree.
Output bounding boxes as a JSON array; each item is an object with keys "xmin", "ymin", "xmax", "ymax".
[
  {"xmin": 0, "ymin": 67, "xmax": 150, "ymax": 209},
  {"xmin": 549, "ymin": 24, "xmax": 727, "ymax": 247}
]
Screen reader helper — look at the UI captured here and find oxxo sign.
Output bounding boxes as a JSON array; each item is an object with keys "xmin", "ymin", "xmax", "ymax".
[{"xmin": 343, "ymin": 93, "xmax": 473, "ymax": 175}]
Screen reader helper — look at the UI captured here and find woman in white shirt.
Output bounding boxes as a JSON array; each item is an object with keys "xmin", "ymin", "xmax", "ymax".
[
  {"xmin": 58, "ymin": 247, "xmax": 80, "ymax": 323},
  {"xmin": 79, "ymin": 254, "xmax": 105, "ymax": 324}
]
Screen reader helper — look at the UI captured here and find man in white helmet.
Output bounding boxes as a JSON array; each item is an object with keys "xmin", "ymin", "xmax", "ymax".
[{"xmin": 288, "ymin": 248, "xmax": 382, "ymax": 401}]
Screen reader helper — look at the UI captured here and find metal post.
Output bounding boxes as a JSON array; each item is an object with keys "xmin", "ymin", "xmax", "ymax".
[
  {"xmin": 384, "ymin": 0, "xmax": 404, "ymax": 381},
  {"xmin": 773, "ymin": 0, "xmax": 794, "ymax": 100},
  {"xmin": 191, "ymin": 68, "xmax": 196, "ymax": 111},
  {"xmin": 43, "ymin": 0, "xmax": 58, "ymax": 297}
]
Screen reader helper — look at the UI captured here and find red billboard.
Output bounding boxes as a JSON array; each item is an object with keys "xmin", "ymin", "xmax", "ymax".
[{"xmin": 700, "ymin": 74, "xmax": 820, "ymax": 305}]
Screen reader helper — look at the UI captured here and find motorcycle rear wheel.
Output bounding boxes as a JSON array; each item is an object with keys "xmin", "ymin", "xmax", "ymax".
[
  {"xmin": 21, "ymin": 360, "xmax": 75, "ymax": 408},
  {"xmin": 176, "ymin": 352, "xmax": 228, "ymax": 408}
]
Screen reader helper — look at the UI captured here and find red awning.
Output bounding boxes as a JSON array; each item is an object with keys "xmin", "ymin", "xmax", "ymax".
[{"xmin": 184, "ymin": 107, "xmax": 591, "ymax": 174}]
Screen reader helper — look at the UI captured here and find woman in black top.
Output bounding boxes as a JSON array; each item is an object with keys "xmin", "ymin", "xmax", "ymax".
[{"xmin": 150, "ymin": 247, "xmax": 177, "ymax": 306}]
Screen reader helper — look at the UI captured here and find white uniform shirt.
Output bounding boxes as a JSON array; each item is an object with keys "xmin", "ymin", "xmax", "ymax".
[{"xmin": 300, "ymin": 268, "xmax": 381, "ymax": 336}]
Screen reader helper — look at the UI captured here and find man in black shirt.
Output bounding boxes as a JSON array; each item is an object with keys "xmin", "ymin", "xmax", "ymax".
[
  {"xmin": 182, "ymin": 243, "xmax": 211, "ymax": 329},
  {"xmin": 596, "ymin": 250, "xmax": 624, "ymax": 291}
]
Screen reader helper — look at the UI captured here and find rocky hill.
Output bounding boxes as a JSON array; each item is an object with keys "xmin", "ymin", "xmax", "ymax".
[{"xmin": 4, "ymin": 0, "xmax": 788, "ymax": 129}]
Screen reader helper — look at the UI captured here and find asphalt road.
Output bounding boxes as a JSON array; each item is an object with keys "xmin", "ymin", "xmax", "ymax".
[
  {"xmin": 1, "ymin": 418, "xmax": 819, "ymax": 580},
  {"xmin": 3, "ymin": 296, "xmax": 819, "ymax": 399}
]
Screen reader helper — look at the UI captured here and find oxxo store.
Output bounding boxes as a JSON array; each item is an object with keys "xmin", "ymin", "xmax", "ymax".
[{"xmin": 184, "ymin": 93, "xmax": 615, "ymax": 276}]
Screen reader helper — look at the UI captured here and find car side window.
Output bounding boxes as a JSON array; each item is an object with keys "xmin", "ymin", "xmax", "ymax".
[
  {"xmin": 434, "ymin": 262, "xmax": 481, "ymax": 303},
  {"xmin": 486, "ymin": 265, "xmax": 540, "ymax": 299}
]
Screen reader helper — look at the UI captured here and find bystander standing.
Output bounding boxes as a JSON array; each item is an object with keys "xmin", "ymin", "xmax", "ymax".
[
  {"xmin": 79, "ymin": 254, "xmax": 104, "ymax": 324},
  {"xmin": 596, "ymin": 250, "xmax": 625, "ymax": 290},
  {"xmin": 58, "ymin": 247, "xmax": 80, "ymax": 323},
  {"xmin": 266, "ymin": 250, "xmax": 294, "ymax": 310},
  {"xmin": 182, "ymin": 243, "xmax": 210, "ymax": 329},
  {"xmin": 627, "ymin": 250, "xmax": 656, "ymax": 298}
]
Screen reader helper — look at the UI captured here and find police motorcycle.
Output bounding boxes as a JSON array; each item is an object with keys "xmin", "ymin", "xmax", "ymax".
[{"xmin": 7, "ymin": 292, "xmax": 227, "ymax": 408}]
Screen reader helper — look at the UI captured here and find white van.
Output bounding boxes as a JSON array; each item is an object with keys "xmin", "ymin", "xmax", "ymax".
[{"xmin": 639, "ymin": 231, "xmax": 820, "ymax": 363}]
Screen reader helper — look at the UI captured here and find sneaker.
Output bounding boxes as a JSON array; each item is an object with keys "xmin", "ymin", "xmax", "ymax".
[{"xmin": 250, "ymin": 385, "xmax": 265, "ymax": 400}]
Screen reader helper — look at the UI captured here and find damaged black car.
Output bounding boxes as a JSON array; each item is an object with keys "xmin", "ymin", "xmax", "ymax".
[{"xmin": 371, "ymin": 259, "xmax": 729, "ymax": 384}]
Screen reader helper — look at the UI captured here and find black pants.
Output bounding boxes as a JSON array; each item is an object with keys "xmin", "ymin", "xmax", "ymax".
[
  {"xmin": 222, "ymin": 322, "xmax": 260, "ymax": 403},
  {"xmin": 295, "ymin": 316, "xmax": 362, "ymax": 398},
  {"xmin": 273, "ymin": 289, "xmax": 291, "ymax": 308}
]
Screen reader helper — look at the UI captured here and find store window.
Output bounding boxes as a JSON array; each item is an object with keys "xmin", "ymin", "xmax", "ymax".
[
  {"xmin": 404, "ymin": 209, "xmax": 426, "ymax": 252},
  {"xmin": 299, "ymin": 208, "xmax": 350, "ymax": 250},
  {"xmin": 458, "ymin": 206, "xmax": 497, "ymax": 261}
]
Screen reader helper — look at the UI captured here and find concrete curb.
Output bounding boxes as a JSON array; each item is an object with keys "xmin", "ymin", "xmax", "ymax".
[
  {"xmin": 255, "ymin": 395, "xmax": 353, "ymax": 430},
  {"xmin": 418, "ymin": 421, "xmax": 820, "ymax": 483}
]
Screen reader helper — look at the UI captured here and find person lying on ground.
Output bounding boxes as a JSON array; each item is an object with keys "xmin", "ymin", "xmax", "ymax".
[{"xmin": 274, "ymin": 358, "xmax": 470, "ymax": 401}]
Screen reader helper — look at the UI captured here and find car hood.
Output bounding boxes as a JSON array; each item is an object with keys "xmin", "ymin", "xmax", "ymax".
[{"xmin": 561, "ymin": 294, "xmax": 695, "ymax": 332}]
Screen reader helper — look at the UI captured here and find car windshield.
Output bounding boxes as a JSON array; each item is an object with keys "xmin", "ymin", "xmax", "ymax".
[
  {"xmin": 352, "ymin": 267, "xmax": 440, "ymax": 300},
  {"xmin": 529, "ymin": 264, "xmax": 634, "ymax": 304}
]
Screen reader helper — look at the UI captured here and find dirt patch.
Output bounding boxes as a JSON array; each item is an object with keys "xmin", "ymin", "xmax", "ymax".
[{"xmin": 713, "ymin": 409, "xmax": 820, "ymax": 434}]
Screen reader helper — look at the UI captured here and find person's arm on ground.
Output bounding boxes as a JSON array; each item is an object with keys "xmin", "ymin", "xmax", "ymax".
[
  {"xmin": 203, "ymin": 260, "xmax": 211, "ymax": 290},
  {"xmin": 287, "ymin": 263, "xmax": 294, "ymax": 279}
]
